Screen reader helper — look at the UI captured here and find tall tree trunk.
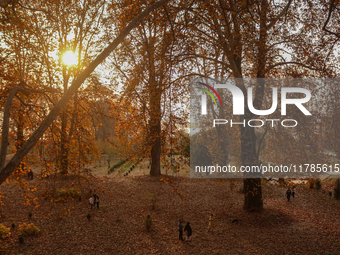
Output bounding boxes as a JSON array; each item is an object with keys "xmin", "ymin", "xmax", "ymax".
[
  {"xmin": 243, "ymin": 178, "xmax": 263, "ymax": 211},
  {"xmin": 149, "ymin": 87, "xmax": 162, "ymax": 176},
  {"xmin": 60, "ymin": 66, "xmax": 70, "ymax": 175},
  {"xmin": 241, "ymin": 114, "xmax": 263, "ymax": 211},
  {"xmin": 243, "ymin": 0, "xmax": 268, "ymax": 212}
]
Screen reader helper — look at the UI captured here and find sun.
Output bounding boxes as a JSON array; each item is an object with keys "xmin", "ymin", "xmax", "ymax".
[{"xmin": 62, "ymin": 51, "xmax": 77, "ymax": 66}]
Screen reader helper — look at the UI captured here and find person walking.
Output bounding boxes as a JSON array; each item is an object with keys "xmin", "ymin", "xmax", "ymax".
[
  {"xmin": 207, "ymin": 214, "xmax": 214, "ymax": 232},
  {"xmin": 184, "ymin": 222, "xmax": 192, "ymax": 241},
  {"xmin": 292, "ymin": 187, "xmax": 296, "ymax": 198},
  {"xmin": 286, "ymin": 188, "xmax": 292, "ymax": 202},
  {"xmin": 178, "ymin": 220, "xmax": 184, "ymax": 241},
  {"xmin": 96, "ymin": 194, "xmax": 100, "ymax": 209},
  {"xmin": 28, "ymin": 170, "xmax": 33, "ymax": 180},
  {"xmin": 89, "ymin": 196, "xmax": 94, "ymax": 209}
]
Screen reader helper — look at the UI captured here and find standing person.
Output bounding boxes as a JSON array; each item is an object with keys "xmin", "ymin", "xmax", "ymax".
[
  {"xmin": 178, "ymin": 220, "xmax": 184, "ymax": 241},
  {"xmin": 286, "ymin": 188, "xmax": 292, "ymax": 202},
  {"xmin": 89, "ymin": 196, "xmax": 94, "ymax": 209},
  {"xmin": 93, "ymin": 194, "xmax": 97, "ymax": 209},
  {"xmin": 28, "ymin": 170, "xmax": 33, "ymax": 180},
  {"xmin": 96, "ymin": 194, "xmax": 100, "ymax": 209},
  {"xmin": 207, "ymin": 214, "xmax": 214, "ymax": 232},
  {"xmin": 292, "ymin": 186, "xmax": 296, "ymax": 198},
  {"xmin": 184, "ymin": 222, "xmax": 192, "ymax": 242}
]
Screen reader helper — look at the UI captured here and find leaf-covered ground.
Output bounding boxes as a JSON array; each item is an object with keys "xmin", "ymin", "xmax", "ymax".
[{"xmin": 0, "ymin": 171, "xmax": 340, "ymax": 255}]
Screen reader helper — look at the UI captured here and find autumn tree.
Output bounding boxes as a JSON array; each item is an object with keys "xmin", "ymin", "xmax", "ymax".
[
  {"xmin": 109, "ymin": 0, "xmax": 189, "ymax": 176},
  {"xmin": 185, "ymin": 0, "xmax": 337, "ymax": 211},
  {"xmin": 0, "ymin": 0, "xmax": 171, "ymax": 184}
]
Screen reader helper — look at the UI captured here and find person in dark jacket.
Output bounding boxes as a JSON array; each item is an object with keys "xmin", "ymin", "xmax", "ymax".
[
  {"xmin": 286, "ymin": 188, "xmax": 292, "ymax": 202},
  {"xmin": 96, "ymin": 194, "xmax": 99, "ymax": 209},
  {"xmin": 178, "ymin": 220, "xmax": 184, "ymax": 241},
  {"xmin": 184, "ymin": 222, "xmax": 192, "ymax": 241}
]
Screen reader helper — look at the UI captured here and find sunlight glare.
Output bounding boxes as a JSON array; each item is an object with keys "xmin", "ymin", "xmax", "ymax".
[{"xmin": 62, "ymin": 51, "xmax": 77, "ymax": 66}]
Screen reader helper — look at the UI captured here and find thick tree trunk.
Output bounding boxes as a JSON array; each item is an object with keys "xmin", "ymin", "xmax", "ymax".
[
  {"xmin": 241, "ymin": 124, "xmax": 263, "ymax": 212},
  {"xmin": 244, "ymin": 178, "xmax": 263, "ymax": 211},
  {"xmin": 242, "ymin": 0, "xmax": 268, "ymax": 212},
  {"xmin": 150, "ymin": 125, "xmax": 161, "ymax": 176},
  {"xmin": 149, "ymin": 87, "xmax": 162, "ymax": 176}
]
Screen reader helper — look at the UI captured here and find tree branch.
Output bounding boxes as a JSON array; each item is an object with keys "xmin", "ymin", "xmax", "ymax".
[
  {"xmin": 267, "ymin": 0, "xmax": 292, "ymax": 30},
  {"xmin": 323, "ymin": 0, "xmax": 340, "ymax": 38},
  {"xmin": 266, "ymin": 61, "xmax": 320, "ymax": 72}
]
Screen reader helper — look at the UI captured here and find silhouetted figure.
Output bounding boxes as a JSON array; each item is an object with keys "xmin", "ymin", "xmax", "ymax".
[
  {"xmin": 178, "ymin": 220, "xmax": 184, "ymax": 241},
  {"xmin": 28, "ymin": 170, "xmax": 33, "ymax": 180},
  {"xmin": 93, "ymin": 194, "xmax": 97, "ymax": 208},
  {"xmin": 184, "ymin": 222, "xmax": 192, "ymax": 241},
  {"xmin": 286, "ymin": 188, "xmax": 292, "ymax": 202},
  {"xmin": 292, "ymin": 187, "xmax": 296, "ymax": 198},
  {"xmin": 96, "ymin": 195, "xmax": 99, "ymax": 209}
]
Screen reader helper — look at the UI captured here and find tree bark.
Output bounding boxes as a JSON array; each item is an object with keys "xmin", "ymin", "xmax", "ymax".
[
  {"xmin": 243, "ymin": 0, "xmax": 268, "ymax": 212},
  {"xmin": 0, "ymin": 86, "xmax": 26, "ymax": 170},
  {"xmin": 149, "ymin": 76, "xmax": 162, "ymax": 176}
]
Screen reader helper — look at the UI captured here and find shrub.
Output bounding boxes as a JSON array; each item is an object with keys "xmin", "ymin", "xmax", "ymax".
[
  {"xmin": 18, "ymin": 223, "xmax": 40, "ymax": 236},
  {"xmin": 144, "ymin": 215, "xmax": 152, "ymax": 232},
  {"xmin": 0, "ymin": 224, "xmax": 10, "ymax": 239}
]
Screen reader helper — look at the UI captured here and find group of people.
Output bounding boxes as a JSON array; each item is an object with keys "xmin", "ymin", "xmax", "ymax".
[
  {"xmin": 286, "ymin": 186, "xmax": 296, "ymax": 202},
  {"xmin": 178, "ymin": 214, "xmax": 214, "ymax": 242},
  {"xmin": 89, "ymin": 194, "xmax": 100, "ymax": 209},
  {"xmin": 178, "ymin": 221, "xmax": 192, "ymax": 241}
]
